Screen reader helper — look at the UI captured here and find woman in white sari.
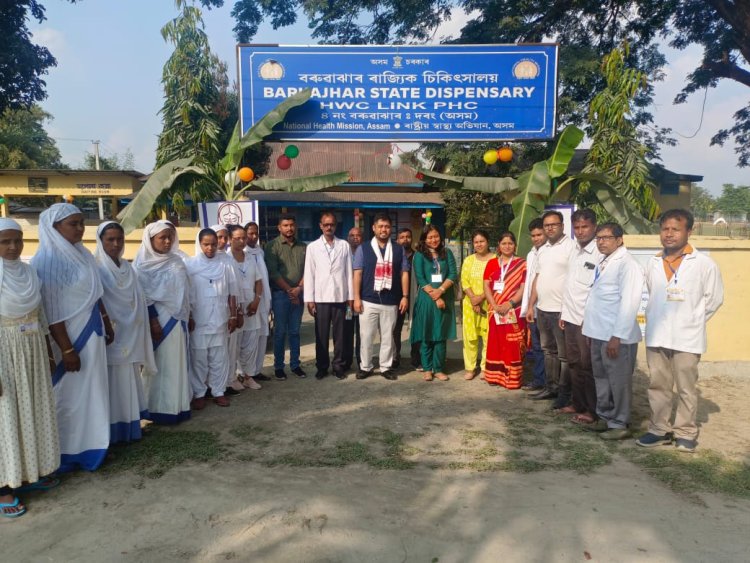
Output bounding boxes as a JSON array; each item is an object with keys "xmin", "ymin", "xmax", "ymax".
[
  {"xmin": 0, "ymin": 219, "xmax": 60, "ymax": 518},
  {"xmin": 186, "ymin": 228, "xmax": 238, "ymax": 408},
  {"xmin": 95, "ymin": 221, "xmax": 155, "ymax": 443},
  {"xmin": 245, "ymin": 221, "xmax": 271, "ymax": 381},
  {"xmin": 226, "ymin": 225, "xmax": 263, "ymax": 390},
  {"xmin": 133, "ymin": 222, "xmax": 191, "ymax": 424},
  {"xmin": 31, "ymin": 203, "xmax": 113, "ymax": 473}
]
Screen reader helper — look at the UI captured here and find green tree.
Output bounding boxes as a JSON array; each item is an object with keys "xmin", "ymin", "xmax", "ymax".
[
  {"xmin": 577, "ymin": 44, "xmax": 660, "ymax": 222},
  {"xmin": 211, "ymin": 0, "xmax": 750, "ymax": 165},
  {"xmin": 81, "ymin": 148, "xmax": 135, "ymax": 171},
  {"xmin": 716, "ymin": 184, "xmax": 750, "ymax": 218},
  {"xmin": 690, "ymin": 185, "xmax": 717, "ymax": 221},
  {"xmin": 0, "ymin": 1, "xmax": 77, "ymax": 111},
  {"xmin": 0, "ymin": 105, "xmax": 63, "ymax": 168},
  {"xmin": 155, "ymin": 0, "xmax": 226, "ymax": 208}
]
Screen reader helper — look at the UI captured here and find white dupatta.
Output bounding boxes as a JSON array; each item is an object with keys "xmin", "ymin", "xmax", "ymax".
[{"xmin": 0, "ymin": 218, "xmax": 42, "ymax": 319}]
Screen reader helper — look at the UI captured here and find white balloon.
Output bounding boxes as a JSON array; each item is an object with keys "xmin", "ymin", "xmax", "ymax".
[
  {"xmin": 224, "ymin": 171, "xmax": 239, "ymax": 186},
  {"xmin": 387, "ymin": 153, "xmax": 402, "ymax": 170}
]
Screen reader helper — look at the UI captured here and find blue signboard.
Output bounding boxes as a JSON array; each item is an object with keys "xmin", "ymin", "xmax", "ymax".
[{"xmin": 238, "ymin": 44, "xmax": 558, "ymax": 142}]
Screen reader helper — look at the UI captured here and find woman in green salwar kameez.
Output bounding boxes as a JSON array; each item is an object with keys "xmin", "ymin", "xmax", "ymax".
[{"xmin": 410, "ymin": 226, "xmax": 457, "ymax": 381}]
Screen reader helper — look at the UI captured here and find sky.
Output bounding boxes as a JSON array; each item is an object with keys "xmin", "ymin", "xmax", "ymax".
[{"xmin": 30, "ymin": 0, "xmax": 749, "ymax": 196}]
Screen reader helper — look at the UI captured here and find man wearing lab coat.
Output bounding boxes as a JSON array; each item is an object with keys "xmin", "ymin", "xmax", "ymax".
[
  {"xmin": 636, "ymin": 209, "xmax": 724, "ymax": 453},
  {"xmin": 582, "ymin": 223, "xmax": 644, "ymax": 440}
]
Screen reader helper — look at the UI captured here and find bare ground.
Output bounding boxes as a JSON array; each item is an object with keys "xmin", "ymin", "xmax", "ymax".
[{"xmin": 3, "ymin": 319, "xmax": 749, "ymax": 562}]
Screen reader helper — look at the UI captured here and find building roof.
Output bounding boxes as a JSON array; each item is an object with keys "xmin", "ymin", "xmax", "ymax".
[
  {"xmin": 244, "ymin": 190, "xmax": 443, "ymax": 208},
  {"xmin": 567, "ymin": 150, "xmax": 703, "ymax": 182},
  {"xmin": 265, "ymin": 142, "xmax": 419, "ymax": 184},
  {"xmin": 0, "ymin": 169, "xmax": 146, "ymax": 179}
]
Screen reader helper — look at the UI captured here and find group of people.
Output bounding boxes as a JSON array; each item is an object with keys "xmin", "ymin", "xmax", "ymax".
[{"xmin": 0, "ymin": 203, "xmax": 723, "ymax": 519}]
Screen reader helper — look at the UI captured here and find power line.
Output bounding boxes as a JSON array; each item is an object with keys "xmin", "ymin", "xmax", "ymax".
[{"xmin": 673, "ymin": 85, "xmax": 710, "ymax": 139}]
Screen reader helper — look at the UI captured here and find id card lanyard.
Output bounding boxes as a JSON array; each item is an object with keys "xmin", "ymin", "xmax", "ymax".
[
  {"xmin": 431, "ymin": 257, "xmax": 442, "ymax": 284},
  {"xmin": 494, "ymin": 257, "xmax": 511, "ymax": 292}
]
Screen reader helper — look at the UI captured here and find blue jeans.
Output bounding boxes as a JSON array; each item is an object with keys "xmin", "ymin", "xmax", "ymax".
[
  {"xmin": 272, "ymin": 290, "xmax": 303, "ymax": 371},
  {"xmin": 528, "ymin": 319, "xmax": 546, "ymax": 387}
]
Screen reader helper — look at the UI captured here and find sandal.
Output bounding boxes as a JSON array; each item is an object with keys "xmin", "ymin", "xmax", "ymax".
[
  {"xmin": 423, "ymin": 371, "xmax": 434, "ymax": 381},
  {"xmin": 434, "ymin": 373, "xmax": 450, "ymax": 381},
  {"xmin": 464, "ymin": 371, "xmax": 476, "ymax": 380},
  {"xmin": 571, "ymin": 413, "xmax": 596, "ymax": 425},
  {"xmin": 16, "ymin": 476, "xmax": 60, "ymax": 493},
  {"xmin": 0, "ymin": 497, "xmax": 27, "ymax": 518}
]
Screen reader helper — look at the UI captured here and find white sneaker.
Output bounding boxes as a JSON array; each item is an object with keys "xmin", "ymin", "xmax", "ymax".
[{"xmin": 244, "ymin": 376, "xmax": 262, "ymax": 390}]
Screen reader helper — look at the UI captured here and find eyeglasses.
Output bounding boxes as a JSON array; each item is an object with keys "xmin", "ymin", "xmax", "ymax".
[
  {"xmin": 595, "ymin": 235, "xmax": 618, "ymax": 242},
  {"xmin": 321, "ymin": 223, "xmax": 336, "ymax": 228},
  {"xmin": 543, "ymin": 222, "xmax": 562, "ymax": 228}
]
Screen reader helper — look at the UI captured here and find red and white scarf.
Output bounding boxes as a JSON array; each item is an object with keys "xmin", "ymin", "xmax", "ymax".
[{"xmin": 371, "ymin": 237, "xmax": 393, "ymax": 291}]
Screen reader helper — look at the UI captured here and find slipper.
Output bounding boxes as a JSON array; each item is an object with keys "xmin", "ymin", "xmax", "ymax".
[
  {"xmin": 0, "ymin": 497, "xmax": 27, "ymax": 518},
  {"xmin": 554, "ymin": 405, "xmax": 578, "ymax": 415},
  {"xmin": 464, "ymin": 371, "xmax": 476, "ymax": 380},
  {"xmin": 571, "ymin": 414, "xmax": 596, "ymax": 425},
  {"xmin": 16, "ymin": 476, "xmax": 60, "ymax": 493},
  {"xmin": 434, "ymin": 373, "xmax": 450, "ymax": 381},
  {"xmin": 423, "ymin": 372, "xmax": 434, "ymax": 381}
]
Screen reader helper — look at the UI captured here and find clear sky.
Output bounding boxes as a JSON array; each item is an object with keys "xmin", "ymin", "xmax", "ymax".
[{"xmin": 31, "ymin": 0, "xmax": 748, "ymax": 195}]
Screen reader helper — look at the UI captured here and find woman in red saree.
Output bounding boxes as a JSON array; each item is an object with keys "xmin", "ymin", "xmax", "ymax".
[{"xmin": 483, "ymin": 232, "xmax": 527, "ymax": 389}]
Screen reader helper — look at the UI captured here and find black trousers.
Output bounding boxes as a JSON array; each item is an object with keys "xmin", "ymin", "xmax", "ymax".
[
  {"xmin": 392, "ymin": 310, "xmax": 421, "ymax": 368},
  {"xmin": 315, "ymin": 302, "xmax": 347, "ymax": 373},
  {"xmin": 343, "ymin": 314, "xmax": 361, "ymax": 370}
]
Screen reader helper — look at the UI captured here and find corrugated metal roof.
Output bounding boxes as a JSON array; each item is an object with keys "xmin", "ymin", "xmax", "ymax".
[
  {"xmin": 246, "ymin": 191, "xmax": 443, "ymax": 205},
  {"xmin": 265, "ymin": 142, "xmax": 420, "ymax": 184},
  {"xmin": 0, "ymin": 169, "xmax": 146, "ymax": 178}
]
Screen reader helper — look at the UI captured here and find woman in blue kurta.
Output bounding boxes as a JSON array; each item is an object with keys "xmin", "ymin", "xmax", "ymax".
[{"xmin": 410, "ymin": 226, "xmax": 457, "ymax": 381}]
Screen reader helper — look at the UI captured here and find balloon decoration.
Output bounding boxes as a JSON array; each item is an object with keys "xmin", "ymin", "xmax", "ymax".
[
  {"xmin": 387, "ymin": 153, "xmax": 402, "ymax": 170},
  {"xmin": 238, "ymin": 167, "xmax": 254, "ymax": 182},
  {"xmin": 224, "ymin": 171, "xmax": 239, "ymax": 186},
  {"xmin": 0, "ymin": 197, "xmax": 5, "ymax": 205},
  {"xmin": 284, "ymin": 144, "xmax": 300, "ymax": 159},
  {"xmin": 277, "ymin": 154, "xmax": 292, "ymax": 170},
  {"xmin": 62, "ymin": 194, "xmax": 74, "ymax": 203},
  {"xmin": 497, "ymin": 147, "xmax": 513, "ymax": 162},
  {"xmin": 482, "ymin": 150, "xmax": 498, "ymax": 165},
  {"xmin": 421, "ymin": 210, "xmax": 433, "ymax": 225}
]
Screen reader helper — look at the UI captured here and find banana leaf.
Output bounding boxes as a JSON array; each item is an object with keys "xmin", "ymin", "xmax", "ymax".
[
  {"xmin": 509, "ymin": 161, "xmax": 552, "ymax": 256},
  {"xmin": 245, "ymin": 171, "xmax": 351, "ymax": 193},
  {"xmin": 219, "ymin": 89, "xmax": 313, "ymax": 173},
  {"xmin": 589, "ymin": 178, "xmax": 657, "ymax": 234},
  {"xmin": 116, "ymin": 158, "xmax": 202, "ymax": 233},
  {"xmin": 418, "ymin": 169, "xmax": 519, "ymax": 198},
  {"xmin": 546, "ymin": 125, "xmax": 585, "ymax": 179}
]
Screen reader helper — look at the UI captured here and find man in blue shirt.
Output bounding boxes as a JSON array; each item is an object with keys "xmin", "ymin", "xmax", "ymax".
[{"xmin": 352, "ymin": 213, "xmax": 410, "ymax": 380}]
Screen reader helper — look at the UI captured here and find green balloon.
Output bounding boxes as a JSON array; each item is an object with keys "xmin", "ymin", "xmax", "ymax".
[
  {"xmin": 284, "ymin": 145, "xmax": 300, "ymax": 159},
  {"xmin": 0, "ymin": 197, "xmax": 5, "ymax": 204}
]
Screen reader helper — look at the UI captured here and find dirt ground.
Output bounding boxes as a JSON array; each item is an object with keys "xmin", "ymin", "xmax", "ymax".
[{"xmin": 3, "ymin": 318, "xmax": 750, "ymax": 562}]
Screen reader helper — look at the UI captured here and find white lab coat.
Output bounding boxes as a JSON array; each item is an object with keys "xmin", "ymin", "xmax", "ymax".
[
  {"xmin": 582, "ymin": 246, "xmax": 643, "ymax": 344},
  {"xmin": 644, "ymin": 247, "xmax": 723, "ymax": 354}
]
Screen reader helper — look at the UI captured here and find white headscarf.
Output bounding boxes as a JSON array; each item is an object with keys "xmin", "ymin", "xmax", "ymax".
[
  {"xmin": 0, "ymin": 219, "xmax": 42, "ymax": 318},
  {"xmin": 31, "ymin": 203, "xmax": 103, "ymax": 324},
  {"xmin": 211, "ymin": 224, "xmax": 229, "ymax": 251},
  {"xmin": 187, "ymin": 230, "xmax": 229, "ymax": 281},
  {"xmin": 133, "ymin": 222, "xmax": 190, "ymax": 321},
  {"xmin": 159, "ymin": 219, "xmax": 190, "ymax": 260},
  {"xmin": 94, "ymin": 221, "xmax": 156, "ymax": 370}
]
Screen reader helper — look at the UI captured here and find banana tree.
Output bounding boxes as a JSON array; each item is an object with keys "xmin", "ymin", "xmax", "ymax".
[
  {"xmin": 417, "ymin": 125, "xmax": 655, "ymax": 256},
  {"xmin": 117, "ymin": 88, "xmax": 350, "ymax": 233}
]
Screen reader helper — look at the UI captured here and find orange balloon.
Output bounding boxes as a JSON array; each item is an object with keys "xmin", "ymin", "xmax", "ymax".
[
  {"xmin": 497, "ymin": 147, "xmax": 513, "ymax": 162},
  {"xmin": 238, "ymin": 167, "xmax": 255, "ymax": 182}
]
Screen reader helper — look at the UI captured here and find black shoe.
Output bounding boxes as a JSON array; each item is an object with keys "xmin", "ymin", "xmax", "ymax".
[
  {"xmin": 381, "ymin": 370, "xmax": 397, "ymax": 381},
  {"xmin": 356, "ymin": 369, "xmax": 373, "ymax": 380},
  {"xmin": 334, "ymin": 371, "xmax": 347, "ymax": 380},
  {"xmin": 530, "ymin": 389, "xmax": 557, "ymax": 400},
  {"xmin": 292, "ymin": 367, "xmax": 307, "ymax": 378},
  {"xmin": 225, "ymin": 387, "xmax": 241, "ymax": 396},
  {"xmin": 205, "ymin": 387, "xmax": 213, "ymax": 398},
  {"xmin": 315, "ymin": 370, "xmax": 328, "ymax": 380},
  {"xmin": 254, "ymin": 374, "xmax": 271, "ymax": 381},
  {"xmin": 522, "ymin": 383, "xmax": 544, "ymax": 392},
  {"xmin": 275, "ymin": 370, "xmax": 288, "ymax": 381}
]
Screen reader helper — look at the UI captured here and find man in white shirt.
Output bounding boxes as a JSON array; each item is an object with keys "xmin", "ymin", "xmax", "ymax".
[
  {"xmin": 582, "ymin": 223, "xmax": 644, "ymax": 440},
  {"xmin": 636, "ymin": 209, "xmax": 724, "ymax": 453},
  {"xmin": 526, "ymin": 210, "xmax": 576, "ymax": 402},
  {"xmin": 520, "ymin": 218, "xmax": 547, "ymax": 391},
  {"xmin": 304, "ymin": 212, "xmax": 354, "ymax": 380},
  {"xmin": 559, "ymin": 209, "xmax": 601, "ymax": 418},
  {"xmin": 245, "ymin": 222, "xmax": 272, "ymax": 382}
]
